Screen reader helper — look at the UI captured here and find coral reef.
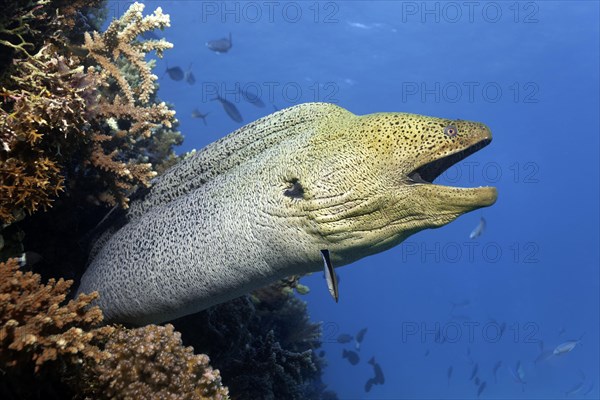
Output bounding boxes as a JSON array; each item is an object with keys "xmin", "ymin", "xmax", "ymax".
[
  {"xmin": 92, "ymin": 324, "xmax": 228, "ymax": 400},
  {"xmin": 1, "ymin": 1, "xmax": 178, "ymax": 226},
  {"xmin": 0, "ymin": 0, "xmax": 100, "ymax": 224},
  {"xmin": 174, "ymin": 284, "xmax": 337, "ymax": 400},
  {"xmin": 1, "ymin": 2, "xmax": 334, "ymax": 399},
  {"xmin": 0, "ymin": 47, "xmax": 95, "ymax": 223},
  {"xmin": 0, "ymin": 258, "xmax": 229, "ymax": 400},
  {"xmin": 0, "ymin": 1, "xmax": 182, "ymax": 282},
  {"xmin": 0, "ymin": 258, "xmax": 114, "ymax": 398},
  {"xmin": 81, "ymin": 2, "xmax": 176, "ymax": 209}
]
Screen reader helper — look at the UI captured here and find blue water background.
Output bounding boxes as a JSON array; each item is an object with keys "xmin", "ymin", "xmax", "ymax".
[{"xmin": 105, "ymin": 1, "xmax": 599, "ymax": 398}]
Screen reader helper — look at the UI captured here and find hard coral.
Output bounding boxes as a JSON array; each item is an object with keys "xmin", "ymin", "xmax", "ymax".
[
  {"xmin": 175, "ymin": 287, "xmax": 334, "ymax": 400},
  {"xmin": 83, "ymin": 2, "xmax": 172, "ymax": 105},
  {"xmin": 0, "ymin": 47, "xmax": 96, "ymax": 223},
  {"xmin": 0, "ymin": 258, "xmax": 229, "ymax": 400},
  {"xmin": 0, "ymin": 258, "xmax": 114, "ymax": 398},
  {"xmin": 81, "ymin": 2, "xmax": 176, "ymax": 209},
  {"xmin": 0, "ymin": 258, "xmax": 113, "ymax": 371},
  {"xmin": 1, "ymin": 1, "xmax": 179, "ymax": 225},
  {"xmin": 92, "ymin": 324, "xmax": 229, "ymax": 400}
]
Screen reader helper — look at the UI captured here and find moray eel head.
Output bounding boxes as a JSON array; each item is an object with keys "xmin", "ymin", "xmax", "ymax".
[{"xmin": 263, "ymin": 106, "xmax": 498, "ymax": 267}]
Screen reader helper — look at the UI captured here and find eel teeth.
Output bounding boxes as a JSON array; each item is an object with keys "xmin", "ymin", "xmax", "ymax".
[{"xmin": 320, "ymin": 249, "xmax": 339, "ymax": 303}]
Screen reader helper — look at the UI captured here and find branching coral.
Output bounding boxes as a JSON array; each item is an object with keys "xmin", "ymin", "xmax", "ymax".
[
  {"xmin": 0, "ymin": 0, "xmax": 105, "ymax": 66},
  {"xmin": 83, "ymin": 3, "xmax": 172, "ymax": 105},
  {"xmin": 0, "ymin": 48, "xmax": 98, "ymax": 223},
  {"xmin": 0, "ymin": 258, "xmax": 114, "ymax": 398},
  {"xmin": 1, "ymin": 1, "xmax": 179, "ymax": 226},
  {"xmin": 91, "ymin": 324, "xmax": 229, "ymax": 400},
  {"xmin": 0, "ymin": 258, "xmax": 229, "ymax": 400},
  {"xmin": 80, "ymin": 3, "xmax": 177, "ymax": 209},
  {"xmin": 0, "ymin": 258, "xmax": 113, "ymax": 372},
  {"xmin": 0, "ymin": 0, "xmax": 49, "ymax": 61}
]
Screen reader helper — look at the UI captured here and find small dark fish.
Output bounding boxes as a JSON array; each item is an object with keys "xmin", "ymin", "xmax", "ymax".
[
  {"xmin": 356, "ymin": 328, "xmax": 368, "ymax": 343},
  {"xmin": 185, "ymin": 66, "xmax": 196, "ymax": 85},
  {"xmin": 506, "ymin": 361, "xmax": 527, "ymax": 392},
  {"xmin": 364, "ymin": 378, "xmax": 375, "ymax": 392},
  {"xmin": 336, "ymin": 334, "xmax": 353, "ymax": 344},
  {"xmin": 165, "ymin": 65, "xmax": 184, "ymax": 81},
  {"xmin": 368, "ymin": 357, "xmax": 385, "ymax": 384},
  {"xmin": 213, "ymin": 95, "xmax": 242, "ymax": 123},
  {"xmin": 66, "ymin": 43, "xmax": 89, "ymax": 57},
  {"xmin": 447, "ymin": 366, "xmax": 453, "ymax": 386},
  {"xmin": 206, "ymin": 32, "xmax": 232, "ymax": 53},
  {"xmin": 318, "ymin": 350, "xmax": 325, "ymax": 358},
  {"xmin": 493, "ymin": 360, "xmax": 502, "ymax": 383},
  {"xmin": 470, "ymin": 363, "xmax": 479, "ymax": 380},
  {"xmin": 508, "ymin": 361, "xmax": 526, "ymax": 392},
  {"xmin": 191, "ymin": 109, "xmax": 209, "ymax": 125},
  {"xmin": 424, "ymin": 349, "xmax": 430, "ymax": 357},
  {"xmin": 342, "ymin": 349, "xmax": 359, "ymax": 365},
  {"xmin": 477, "ymin": 381, "xmax": 487, "ymax": 398},
  {"xmin": 239, "ymin": 87, "xmax": 265, "ymax": 107}
]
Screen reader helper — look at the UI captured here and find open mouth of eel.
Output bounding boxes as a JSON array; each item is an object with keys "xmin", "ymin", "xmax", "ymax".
[{"xmin": 407, "ymin": 138, "xmax": 492, "ymax": 185}]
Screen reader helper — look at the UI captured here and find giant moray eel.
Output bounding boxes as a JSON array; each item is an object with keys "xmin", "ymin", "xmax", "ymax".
[{"xmin": 78, "ymin": 103, "xmax": 497, "ymax": 325}]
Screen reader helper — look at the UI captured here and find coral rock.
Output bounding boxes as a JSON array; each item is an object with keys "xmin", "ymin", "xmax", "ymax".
[
  {"xmin": 0, "ymin": 258, "xmax": 113, "ymax": 374},
  {"xmin": 92, "ymin": 324, "xmax": 229, "ymax": 400}
]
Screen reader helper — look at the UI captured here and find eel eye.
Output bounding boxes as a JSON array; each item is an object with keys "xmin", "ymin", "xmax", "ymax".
[
  {"xmin": 284, "ymin": 178, "xmax": 304, "ymax": 199},
  {"xmin": 444, "ymin": 125, "xmax": 458, "ymax": 137}
]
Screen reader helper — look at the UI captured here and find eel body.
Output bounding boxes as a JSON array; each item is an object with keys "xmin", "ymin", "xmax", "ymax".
[{"xmin": 78, "ymin": 103, "xmax": 497, "ymax": 325}]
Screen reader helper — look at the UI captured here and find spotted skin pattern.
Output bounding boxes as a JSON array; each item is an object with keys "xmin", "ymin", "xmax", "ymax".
[{"xmin": 78, "ymin": 103, "xmax": 497, "ymax": 325}]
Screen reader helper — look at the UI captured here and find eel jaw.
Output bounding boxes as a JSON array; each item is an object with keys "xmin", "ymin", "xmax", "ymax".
[
  {"xmin": 407, "ymin": 138, "xmax": 491, "ymax": 184},
  {"xmin": 406, "ymin": 137, "xmax": 497, "ymax": 208}
]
